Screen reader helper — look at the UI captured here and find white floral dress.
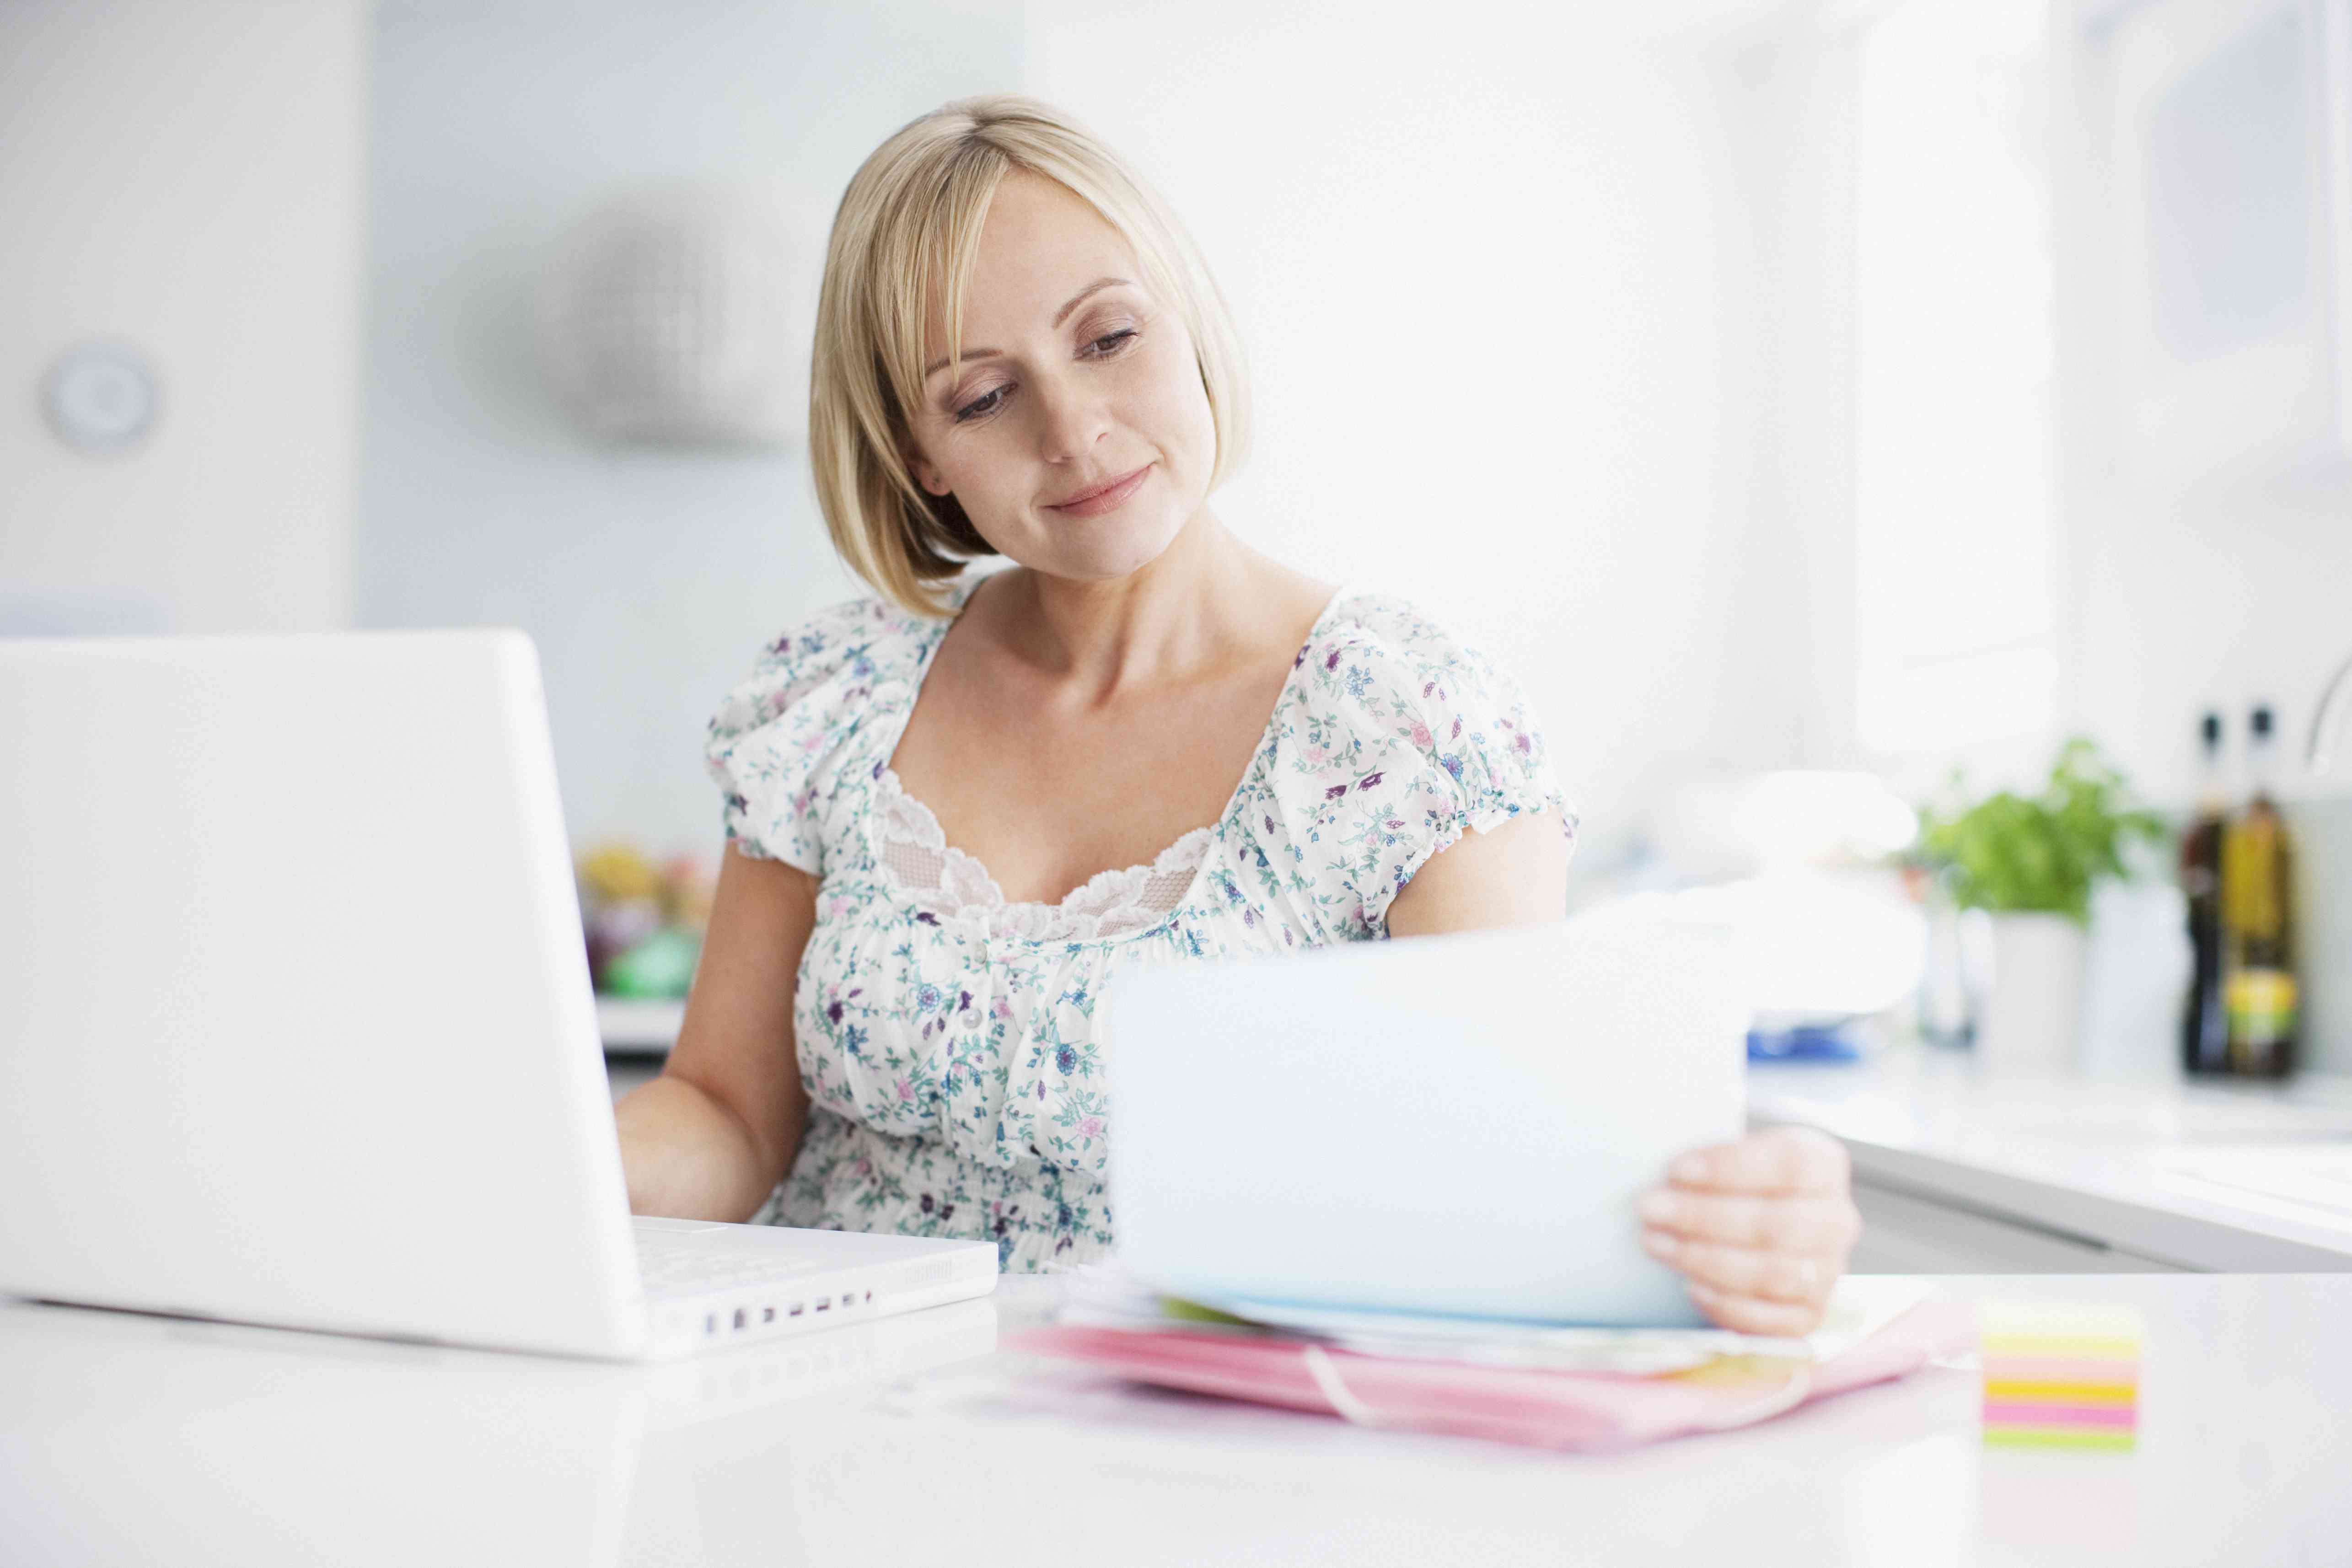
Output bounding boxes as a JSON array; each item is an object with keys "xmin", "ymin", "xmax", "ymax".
[{"xmin": 703, "ymin": 574, "xmax": 1573, "ymax": 1271}]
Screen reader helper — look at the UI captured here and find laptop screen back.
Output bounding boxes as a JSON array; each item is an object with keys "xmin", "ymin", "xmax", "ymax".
[{"xmin": 0, "ymin": 632, "xmax": 646, "ymax": 1355}]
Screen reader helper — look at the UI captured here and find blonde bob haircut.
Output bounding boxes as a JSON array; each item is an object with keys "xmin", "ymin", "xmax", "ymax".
[{"xmin": 809, "ymin": 93, "xmax": 1252, "ymax": 617}]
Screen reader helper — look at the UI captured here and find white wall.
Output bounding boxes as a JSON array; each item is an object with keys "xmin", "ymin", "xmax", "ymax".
[
  {"xmin": 1020, "ymin": 0, "xmax": 1811, "ymax": 870},
  {"xmin": 1710, "ymin": 22, "xmax": 1866, "ymax": 785},
  {"xmin": 365, "ymin": 0, "xmax": 1809, "ymax": 869},
  {"xmin": 0, "ymin": 0, "xmax": 365, "ymax": 634},
  {"xmin": 359, "ymin": 0, "xmax": 1026, "ymax": 859}
]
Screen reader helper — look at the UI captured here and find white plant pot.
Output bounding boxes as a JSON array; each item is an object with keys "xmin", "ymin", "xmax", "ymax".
[{"xmin": 1980, "ymin": 913, "xmax": 2088, "ymax": 1071}]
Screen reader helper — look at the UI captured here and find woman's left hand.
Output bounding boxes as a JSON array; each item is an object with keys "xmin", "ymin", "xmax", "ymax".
[{"xmin": 1636, "ymin": 1124, "xmax": 1862, "ymax": 1336}]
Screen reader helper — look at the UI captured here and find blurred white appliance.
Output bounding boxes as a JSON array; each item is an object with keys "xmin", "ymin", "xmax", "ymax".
[
  {"xmin": 2293, "ymin": 651, "xmax": 2352, "ymax": 1070},
  {"xmin": 0, "ymin": 631, "xmax": 993, "ymax": 1360},
  {"xmin": 2097, "ymin": 0, "xmax": 2352, "ymax": 485},
  {"xmin": 2285, "ymin": 795, "xmax": 2352, "ymax": 1071}
]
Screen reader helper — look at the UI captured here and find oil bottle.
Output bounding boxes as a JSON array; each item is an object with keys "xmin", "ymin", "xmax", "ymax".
[
  {"xmin": 2180, "ymin": 711, "xmax": 2229, "ymax": 1074},
  {"xmin": 2220, "ymin": 704, "xmax": 2298, "ymax": 1076}
]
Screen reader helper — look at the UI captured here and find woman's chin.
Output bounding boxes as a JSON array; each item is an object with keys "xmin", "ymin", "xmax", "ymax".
[{"xmin": 1038, "ymin": 512, "xmax": 1189, "ymax": 583}]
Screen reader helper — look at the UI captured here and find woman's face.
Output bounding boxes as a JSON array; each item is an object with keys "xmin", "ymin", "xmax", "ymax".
[{"xmin": 901, "ymin": 170, "xmax": 1218, "ymax": 585}]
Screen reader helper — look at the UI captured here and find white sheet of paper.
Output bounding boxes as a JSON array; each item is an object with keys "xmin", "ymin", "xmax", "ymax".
[{"xmin": 1105, "ymin": 906, "xmax": 1751, "ymax": 1327}]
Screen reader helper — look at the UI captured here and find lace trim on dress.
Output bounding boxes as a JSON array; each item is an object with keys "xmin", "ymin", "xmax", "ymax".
[{"xmin": 871, "ymin": 768, "xmax": 1212, "ymax": 943}]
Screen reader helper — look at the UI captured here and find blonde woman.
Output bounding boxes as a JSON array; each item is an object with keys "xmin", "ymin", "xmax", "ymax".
[{"xmin": 614, "ymin": 94, "xmax": 1861, "ymax": 1335}]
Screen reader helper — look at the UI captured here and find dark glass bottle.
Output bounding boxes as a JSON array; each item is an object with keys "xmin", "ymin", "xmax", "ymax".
[
  {"xmin": 2220, "ymin": 704, "xmax": 2298, "ymax": 1076},
  {"xmin": 2180, "ymin": 712, "xmax": 2229, "ymax": 1074}
]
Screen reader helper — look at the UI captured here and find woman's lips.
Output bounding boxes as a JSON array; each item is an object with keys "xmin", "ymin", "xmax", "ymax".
[{"xmin": 1047, "ymin": 463, "xmax": 1151, "ymax": 518}]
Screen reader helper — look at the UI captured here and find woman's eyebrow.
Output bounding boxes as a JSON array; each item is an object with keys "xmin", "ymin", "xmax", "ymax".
[{"xmin": 923, "ymin": 277, "xmax": 1132, "ymax": 379}]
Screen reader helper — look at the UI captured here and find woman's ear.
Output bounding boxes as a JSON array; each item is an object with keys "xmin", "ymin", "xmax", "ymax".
[{"xmin": 902, "ymin": 444, "xmax": 950, "ymax": 498}]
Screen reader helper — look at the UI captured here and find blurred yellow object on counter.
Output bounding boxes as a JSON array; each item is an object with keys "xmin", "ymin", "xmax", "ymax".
[
  {"xmin": 577, "ymin": 840, "xmax": 714, "ymax": 998},
  {"xmin": 579, "ymin": 843, "xmax": 661, "ymax": 904}
]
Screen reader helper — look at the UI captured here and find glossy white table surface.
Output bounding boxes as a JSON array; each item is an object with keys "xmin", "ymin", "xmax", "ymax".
[{"xmin": 5, "ymin": 1271, "xmax": 2347, "ymax": 1567}]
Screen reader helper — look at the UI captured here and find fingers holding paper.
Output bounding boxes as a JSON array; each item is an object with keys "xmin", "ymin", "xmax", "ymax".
[{"xmin": 1635, "ymin": 1125, "xmax": 1862, "ymax": 1336}]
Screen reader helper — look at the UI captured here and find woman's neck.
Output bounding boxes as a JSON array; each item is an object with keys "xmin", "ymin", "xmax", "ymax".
[{"xmin": 974, "ymin": 509, "xmax": 1294, "ymax": 702}]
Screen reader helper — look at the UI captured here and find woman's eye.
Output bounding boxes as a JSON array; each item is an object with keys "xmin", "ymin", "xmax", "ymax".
[
  {"xmin": 950, "ymin": 330, "xmax": 1137, "ymax": 423},
  {"xmin": 952, "ymin": 386, "xmax": 1006, "ymax": 424}
]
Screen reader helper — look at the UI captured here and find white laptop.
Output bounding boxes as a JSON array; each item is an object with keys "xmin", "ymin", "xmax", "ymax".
[
  {"xmin": 0, "ymin": 630, "xmax": 995, "ymax": 1361},
  {"xmin": 1103, "ymin": 911, "xmax": 1751, "ymax": 1327}
]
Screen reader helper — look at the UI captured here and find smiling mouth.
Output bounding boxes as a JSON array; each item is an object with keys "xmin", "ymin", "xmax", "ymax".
[{"xmin": 1047, "ymin": 464, "xmax": 1151, "ymax": 513}]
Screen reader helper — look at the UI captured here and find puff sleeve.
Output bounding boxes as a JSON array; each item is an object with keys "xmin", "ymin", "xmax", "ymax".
[
  {"xmin": 702, "ymin": 596, "xmax": 904, "ymax": 878},
  {"xmin": 1289, "ymin": 594, "xmax": 1575, "ymax": 937}
]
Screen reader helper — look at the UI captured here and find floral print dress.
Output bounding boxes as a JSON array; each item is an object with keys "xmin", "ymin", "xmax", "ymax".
[{"xmin": 703, "ymin": 574, "xmax": 1573, "ymax": 1271}]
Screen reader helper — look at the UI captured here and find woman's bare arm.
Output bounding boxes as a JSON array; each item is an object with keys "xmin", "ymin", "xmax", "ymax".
[
  {"xmin": 613, "ymin": 844, "xmax": 816, "ymax": 1221},
  {"xmin": 1384, "ymin": 807, "xmax": 1569, "ymax": 937}
]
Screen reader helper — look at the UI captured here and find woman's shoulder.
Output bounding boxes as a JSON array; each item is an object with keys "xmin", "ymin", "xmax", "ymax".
[
  {"xmin": 1298, "ymin": 587, "xmax": 1524, "ymax": 719},
  {"xmin": 708, "ymin": 591, "xmax": 940, "ymax": 737},
  {"xmin": 1258, "ymin": 586, "xmax": 1569, "ymax": 937},
  {"xmin": 741, "ymin": 591, "xmax": 938, "ymax": 687},
  {"xmin": 702, "ymin": 589, "xmax": 946, "ymax": 871},
  {"xmin": 1282, "ymin": 585, "xmax": 1560, "ymax": 811}
]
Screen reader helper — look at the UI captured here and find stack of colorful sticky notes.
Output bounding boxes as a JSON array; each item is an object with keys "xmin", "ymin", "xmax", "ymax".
[{"xmin": 1978, "ymin": 1300, "xmax": 2143, "ymax": 1450}]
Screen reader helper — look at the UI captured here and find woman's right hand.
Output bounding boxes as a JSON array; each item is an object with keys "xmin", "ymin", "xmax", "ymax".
[{"xmin": 612, "ymin": 845, "xmax": 816, "ymax": 1222}]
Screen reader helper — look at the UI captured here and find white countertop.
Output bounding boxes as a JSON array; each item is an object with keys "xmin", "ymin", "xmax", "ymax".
[
  {"xmin": 5, "ymin": 1272, "xmax": 2347, "ymax": 1567},
  {"xmin": 1751, "ymin": 1050, "xmax": 2352, "ymax": 1270},
  {"xmin": 597, "ymin": 996, "xmax": 683, "ymax": 1053}
]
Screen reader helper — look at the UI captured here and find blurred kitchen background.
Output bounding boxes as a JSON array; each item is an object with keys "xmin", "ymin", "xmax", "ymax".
[{"xmin": 6, "ymin": 0, "xmax": 2350, "ymax": 1078}]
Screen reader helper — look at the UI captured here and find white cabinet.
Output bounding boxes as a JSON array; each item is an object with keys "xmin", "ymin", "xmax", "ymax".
[{"xmin": 1849, "ymin": 1179, "xmax": 2187, "ymax": 1274}]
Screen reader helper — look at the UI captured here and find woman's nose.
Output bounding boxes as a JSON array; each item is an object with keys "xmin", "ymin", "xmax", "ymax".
[{"xmin": 1031, "ymin": 371, "xmax": 1110, "ymax": 462}]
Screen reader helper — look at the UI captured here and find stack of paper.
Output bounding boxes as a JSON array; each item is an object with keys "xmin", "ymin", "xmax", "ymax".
[{"xmin": 1010, "ymin": 1262, "xmax": 1972, "ymax": 1452}]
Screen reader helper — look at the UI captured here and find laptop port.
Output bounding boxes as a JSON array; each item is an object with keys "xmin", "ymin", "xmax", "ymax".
[
  {"xmin": 788, "ymin": 1303, "xmax": 804, "ymax": 1317},
  {"xmin": 815, "ymin": 1298, "xmax": 830, "ymax": 1312},
  {"xmin": 763, "ymin": 1306, "xmax": 775, "ymax": 1323},
  {"xmin": 705, "ymin": 1313, "xmax": 717, "ymax": 1335},
  {"xmin": 733, "ymin": 1308, "xmax": 746, "ymax": 1331}
]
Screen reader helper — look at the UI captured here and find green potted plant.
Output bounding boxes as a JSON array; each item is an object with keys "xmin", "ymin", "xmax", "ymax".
[{"xmin": 1913, "ymin": 737, "xmax": 2169, "ymax": 1068}]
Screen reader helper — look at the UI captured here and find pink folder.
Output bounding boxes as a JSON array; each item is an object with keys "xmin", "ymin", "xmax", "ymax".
[{"xmin": 1009, "ymin": 1299, "xmax": 1976, "ymax": 1451}]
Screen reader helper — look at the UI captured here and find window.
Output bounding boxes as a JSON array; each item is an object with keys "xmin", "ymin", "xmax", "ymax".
[{"xmin": 1852, "ymin": 0, "xmax": 2060, "ymax": 762}]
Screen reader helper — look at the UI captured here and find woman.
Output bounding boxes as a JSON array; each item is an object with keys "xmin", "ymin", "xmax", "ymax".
[{"xmin": 614, "ymin": 94, "xmax": 1861, "ymax": 1336}]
